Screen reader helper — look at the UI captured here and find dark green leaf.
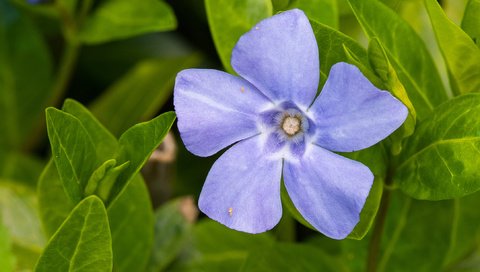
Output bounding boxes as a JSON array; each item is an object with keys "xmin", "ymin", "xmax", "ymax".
[
  {"xmin": 348, "ymin": 0, "xmax": 448, "ymax": 120},
  {"xmin": 35, "ymin": 196, "xmax": 112, "ymax": 272},
  {"xmin": 110, "ymin": 112, "xmax": 175, "ymax": 203},
  {"xmin": 90, "ymin": 56, "xmax": 200, "ymax": 137},
  {"xmin": 241, "ymin": 242, "xmax": 345, "ymax": 272},
  {"xmin": 205, "ymin": 0, "xmax": 272, "ymax": 73},
  {"xmin": 0, "ymin": 0, "xmax": 52, "ymax": 151},
  {"xmin": 0, "ymin": 152, "xmax": 44, "ymax": 187},
  {"xmin": 462, "ymin": 0, "xmax": 480, "ymax": 48},
  {"xmin": 147, "ymin": 197, "xmax": 193, "ymax": 272},
  {"xmin": 425, "ymin": 0, "xmax": 480, "ymax": 95},
  {"xmin": 282, "ymin": 0, "xmax": 338, "ymax": 29},
  {"xmin": 396, "ymin": 94, "xmax": 480, "ymax": 200},
  {"xmin": 79, "ymin": 0, "xmax": 176, "ymax": 44},
  {"xmin": 45, "ymin": 107, "xmax": 98, "ymax": 202},
  {"xmin": 107, "ymin": 175, "xmax": 154, "ymax": 272}
]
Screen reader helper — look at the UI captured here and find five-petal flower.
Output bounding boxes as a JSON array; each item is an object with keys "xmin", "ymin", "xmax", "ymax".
[{"xmin": 174, "ymin": 9, "xmax": 408, "ymax": 239}]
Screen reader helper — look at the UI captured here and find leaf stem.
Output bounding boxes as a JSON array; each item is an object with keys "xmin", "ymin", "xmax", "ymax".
[{"xmin": 366, "ymin": 166, "xmax": 395, "ymax": 272}]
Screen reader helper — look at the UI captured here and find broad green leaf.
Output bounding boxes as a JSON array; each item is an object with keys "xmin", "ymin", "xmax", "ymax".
[
  {"xmin": 282, "ymin": 0, "xmax": 338, "ymax": 28},
  {"xmin": 0, "ymin": 222, "xmax": 14, "ymax": 272},
  {"xmin": 205, "ymin": 0, "xmax": 272, "ymax": 73},
  {"xmin": 396, "ymin": 93, "xmax": 480, "ymax": 200},
  {"xmin": 79, "ymin": 0, "xmax": 176, "ymax": 44},
  {"xmin": 37, "ymin": 161, "xmax": 75, "ymax": 238},
  {"xmin": 91, "ymin": 56, "xmax": 200, "ymax": 137},
  {"xmin": 38, "ymin": 163, "xmax": 155, "ymax": 272},
  {"xmin": 461, "ymin": 0, "xmax": 480, "ymax": 47},
  {"xmin": 35, "ymin": 196, "xmax": 112, "ymax": 272},
  {"xmin": 368, "ymin": 38, "xmax": 416, "ymax": 154},
  {"xmin": 147, "ymin": 197, "xmax": 193, "ymax": 272},
  {"xmin": 110, "ymin": 112, "xmax": 175, "ymax": 203},
  {"xmin": 426, "ymin": 0, "xmax": 480, "ymax": 95},
  {"xmin": 0, "ymin": 181, "xmax": 45, "ymax": 270},
  {"xmin": 310, "ymin": 20, "xmax": 369, "ymax": 87},
  {"xmin": 348, "ymin": 0, "xmax": 448, "ymax": 120},
  {"xmin": 241, "ymin": 242, "xmax": 344, "ymax": 272},
  {"xmin": 0, "ymin": 0, "xmax": 52, "ymax": 151},
  {"xmin": 107, "ymin": 175, "xmax": 154, "ymax": 272},
  {"xmin": 62, "ymin": 99, "xmax": 118, "ymax": 160},
  {"xmin": 171, "ymin": 220, "xmax": 274, "ymax": 271},
  {"xmin": 45, "ymin": 108, "xmax": 98, "ymax": 202},
  {"xmin": 377, "ymin": 192, "xmax": 454, "ymax": 272}
]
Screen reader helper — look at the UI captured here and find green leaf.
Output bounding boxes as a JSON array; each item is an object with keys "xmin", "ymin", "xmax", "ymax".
[
  {"xmin": 377, "ymin": 192, "xmax": 454, "ymax": 272},
  {"xmin": 35, "ymin": 196, "xmax": 112, "ymax": 272},
  {"xmin": 0, "ymin": 0, "xmax": 52, "ymax": 151},
  {"xmin": 45, "ymin": 107, "xmax": 98, "ymax": 202},
  {"xmin": 241, "ymin": 242, "xmax": 344, "ymax": 272},
  {"xmin": 110, "ymin": 112, "xmax": 175, "ymax": 203},
  {"xmin": 62, "ymin": 99, "xmax": 118, "ymax": 160},
  {"xmin": 0, "ymin": 152, "xmax": 44, "ymax": 187},
  {"xmin": 79, "ymin": 0, "xmax": 176, "ymax": 44},
  {"xmin": 90, "ymin": 56, "xmax": 200, "ymax": 137},
  {"xmin": 310, "ymin": 20, "xmax": 369, "ymax": 87},
  {"xmin": 147, "ymin": 197, "xmax": 193, "ymax": 272},
  {"xmin": 205, "ymin": 0, "xmax": 272, "ymax": 73},
  {"xmin": 368, "ymin": 38, "xmax": 416, "ymax": 154},
  {"xmin": 462, "ymin": 0, "xmax": 480, "ymax": 48},
  {"xmin": 282, "ymin": 0, "xmax": 338, "ymax": 29},
  {"xmin": 171, "ymin": 220, "xmax": 274, "ymax": 271},
  {"xmin": 38, "ymin": 163, "xmax": 155, "ymax": 272},
  {"xmin": 348, "ymin": 0, "xmax": 448, "ymax": 120},
  {"xmin": 396, "ymin": 93, "xmax": 480, "ymax": 200},
  {"xmin": 107, "ymin": 175, "xmax": 154, "ymax": 272},
  {"xmin": 425, "ymin": 0, "xmax": 480, "ymax": 95},
  {"xmin": 0, "ymin": 221, "xmax": 15, "ymax": 272}
]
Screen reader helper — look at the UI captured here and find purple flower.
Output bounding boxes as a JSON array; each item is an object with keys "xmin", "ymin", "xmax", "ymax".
[{"xmin": 174, "ymin": 9, "xmax": 407, "ymax": 239}]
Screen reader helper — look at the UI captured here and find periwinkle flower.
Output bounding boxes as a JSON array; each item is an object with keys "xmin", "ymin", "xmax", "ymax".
[{"xmin": 174, "ymin": 9, "xmax": 407, "ymax": 239}]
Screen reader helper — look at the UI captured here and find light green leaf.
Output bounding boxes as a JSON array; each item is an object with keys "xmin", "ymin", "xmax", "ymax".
[
  {"xmin": 147, "ymin": 197, "xmax": 193, "ymax": 272},
  {"xmin": 462, "ymin": 0, "xmax": 480, "ymax": 47},
  {"xmin": 35, "ymin": 196, "xmax": 112, "ymax": 272},
  {"xmin": 0, "ymin": 0, "xmax": 52, "ymax": 151},
  {"xmin": 368, "ymin": 38, "xmax": 416, "ymax": 154},
  {"xmin": 79, "ymin": 0, "xmax": 176, "ymax": 44},
  {"xmin": 90, "ymin": 56, "xmax": 200, "ymax": 137},
  {"xmin": 396, "ymin": 93, "xmax": 480, "ymax": 200},
  {"xmin": 45, "ymin": 107, "xmax": 98, "ymax": 202},
  {"xmin": 62, "ymin": 99, "xmax": 118, "ymax": 160},
  {"xmin": 241, "ymin": 242, "xmax": 344, "ymax": 272},
  {"xmin": 426, "ymin": 0, "xmax": 480, "ymax": 95},
  {"xmin": 205, "ymin": 0, "xmax": 272, "ymax": 73},
  {"xmin": 84, "ymin": 159, "xmax": 116, "ymax": 197},
  {"xmin": 348, "ymin": 0, "xmax": 448, "ymax": 120},
  {"xmin": 110, "ymin": 112, "xmax": 175, "ymax": 203},
  {"xmin": 107, "ymin": 175, "xmax": 154, "ymax": 272},
  {"xmin": 0, "ymin": 221, "xmax": 14, "ymax": 272},
  {"xmin": 282, "ymin": 0, "xmax": 338, "ymax": 28}
]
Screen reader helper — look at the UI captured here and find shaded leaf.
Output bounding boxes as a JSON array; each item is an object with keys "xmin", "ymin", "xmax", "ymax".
[
  {"xmin": 79, "ymin": 0, "xmax": 176, "ymax": 44},
  {"xmin": 0, "ymin": 152, "xmax": 44, "ymax": 187},
  {"xmin": 396, "ymin": 94, "xmax": 480, "ymax": 200},
  {"xmin": 241, "ymin": 242, "xmax": 344, "ymax": 272},
  {"xmin": 91, "ymin": 56, "xmax": 200, "ymax": 137},
  {"xmin": 35, "ymin": 196, "xmax": 112, "ymax": 272},
  {"xmin": 282, "ymin": 0, "xmax": 338, "ymax": 28},
  {"xmin": 0, "ymin": 0, "xmax": 52, "ymax": 151},
  {"xmin": 205, "ymin": 0, "xmax": 272, "ymax": 73},
  {"xmin": 348, "ymin": 0, "xmax": 448, "ymax": 120}
]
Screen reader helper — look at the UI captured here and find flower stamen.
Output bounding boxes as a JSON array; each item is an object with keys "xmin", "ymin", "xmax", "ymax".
[{"xmin": 282, "ymin": 116, "xmax": 301, "ymax": 136}]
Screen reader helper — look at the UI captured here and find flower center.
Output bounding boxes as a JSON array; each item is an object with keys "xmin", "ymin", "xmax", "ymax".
[{"xmin": 281, "ymin": 116, "xmax": 301, "ymax": 136}]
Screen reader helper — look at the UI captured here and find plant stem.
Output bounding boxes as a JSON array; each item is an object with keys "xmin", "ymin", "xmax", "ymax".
[{"xmin": 366, "ymin": 166, "xmax": 395, "ymax": 272}]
